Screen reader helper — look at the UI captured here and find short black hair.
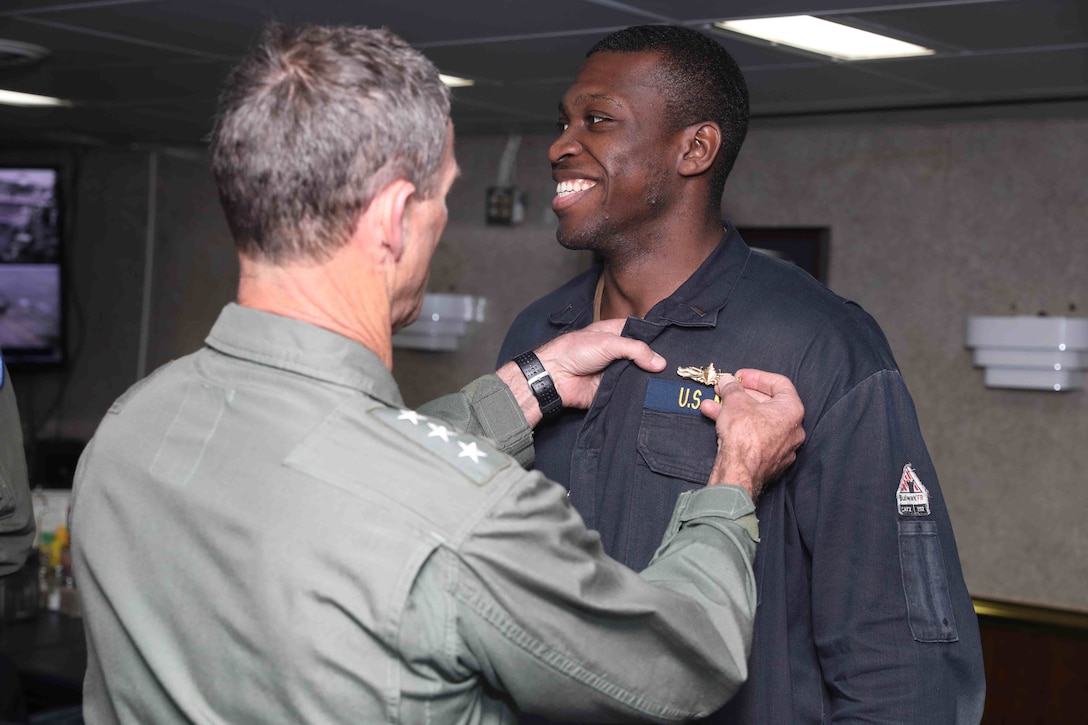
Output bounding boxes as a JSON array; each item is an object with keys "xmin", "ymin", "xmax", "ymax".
[{"xmin": 589, "ymin": 25, "xmax": 749, "ymax": 205}]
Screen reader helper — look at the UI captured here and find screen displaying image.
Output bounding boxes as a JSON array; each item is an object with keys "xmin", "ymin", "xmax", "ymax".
[{"xmin": 0, "ymin": 167, "xmax": 63, "ymax": 366}]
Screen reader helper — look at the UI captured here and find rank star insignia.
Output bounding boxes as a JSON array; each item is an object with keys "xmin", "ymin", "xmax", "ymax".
[
  {"xmin": 457, "ymin": 440, "xmax": 487, "ymax": 464},
  {"xmin": 397, "ymin": 410, "xmax": 425, "ymax": 425},
  {"xmin": 677, "ymin": 363, "xmax": 738, "ymax": 387},
  {"xmin": 427, "ymin": 422, "xmax": 454, "ymax": 443}
]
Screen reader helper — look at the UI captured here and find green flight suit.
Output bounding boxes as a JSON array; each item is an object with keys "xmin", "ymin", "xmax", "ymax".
[{"xmin": 73, "ymin": 303, "xmax": 759, "ymax": 724}]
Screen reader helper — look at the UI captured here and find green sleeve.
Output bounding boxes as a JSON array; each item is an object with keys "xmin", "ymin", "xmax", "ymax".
[
  {"xmin": 443, "ymin": 475, "xmax": 758, "ymax": 722},
  {"xmin": 418, "ymin": 374, "xmax": 534, "ymax": 468},
  {"xmin": 0, "ymin": 365, "xmax": 37, "ymax": 575}
]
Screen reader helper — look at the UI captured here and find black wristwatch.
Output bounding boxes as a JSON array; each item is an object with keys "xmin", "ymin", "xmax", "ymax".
[{"xmin": 512, "ymin": 351, "xmax": 563, "ymax": 419}]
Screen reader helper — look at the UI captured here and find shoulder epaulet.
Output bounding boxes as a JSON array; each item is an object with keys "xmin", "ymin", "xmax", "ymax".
[
  {"xmin": 370, "ymin": 407, "xmax": 508, "ymax": 486},
  {"xmin": 108, "ymin": 360, "xmax": 179, "ymax": 415}
]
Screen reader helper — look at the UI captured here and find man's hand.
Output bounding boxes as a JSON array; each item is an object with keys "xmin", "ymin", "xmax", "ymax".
[
  {"xmin": 497, "ymin": 320, "xmax": 665, "ymax": 428},
  {"xmin": 699, "ymin": 369, "xmax": 805, "ymax": 501}
]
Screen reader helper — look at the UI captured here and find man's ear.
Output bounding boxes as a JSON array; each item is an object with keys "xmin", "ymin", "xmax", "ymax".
[
  {"xmin": 678, "ymin": 123, "xmax": 722, "ymax": 178},
  {"xmin": 358, "ymin": 178, "xmax": 416, "ymax": 262}
]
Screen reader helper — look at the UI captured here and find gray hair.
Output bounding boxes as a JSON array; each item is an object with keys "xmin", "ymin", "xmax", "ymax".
[{"xmin": 210, "ymin": 23, "xmax": 451, "ymax": 263}]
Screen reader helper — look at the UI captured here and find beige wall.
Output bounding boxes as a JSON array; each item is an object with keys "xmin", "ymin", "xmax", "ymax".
[{"xmin": 8, "ymin": 113, "xmax": 1087, "ymax": 612}]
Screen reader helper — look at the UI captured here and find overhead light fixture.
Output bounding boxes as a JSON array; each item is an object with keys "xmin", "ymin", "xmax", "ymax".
[
  {"xmin": 0, "ymin": 39, "xmax": 51, "ymax": 68},
  {"xmin": 0, "ymin": 88, "xmax": 71, "ymax": 107},
  {"xmin": 439, "ymin": 73, "xmax": 474, "ymax": 88},
  {"xmin": 714, "ymin": 16, "xmax": 935, "ymax": 61}
]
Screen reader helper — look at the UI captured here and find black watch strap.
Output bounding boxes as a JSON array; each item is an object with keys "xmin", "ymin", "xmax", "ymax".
[{"xmin": 513, "ymin": 351, "xmax": 563, "ymax": 419}]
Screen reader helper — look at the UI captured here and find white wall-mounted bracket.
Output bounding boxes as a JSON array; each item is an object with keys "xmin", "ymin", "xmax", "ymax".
[
  {"xmin": 965, "ymin": 316, "xmax": 1088, "ymax": 391},
  {"xmin": 392, "ymin": 293, "xmax": 487, "ymax": 352}
]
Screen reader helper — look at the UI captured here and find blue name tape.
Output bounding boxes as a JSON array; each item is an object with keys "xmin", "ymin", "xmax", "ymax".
[{"xmin": 643, "ymin": 378, "xmax": 719, "ymax": 416}]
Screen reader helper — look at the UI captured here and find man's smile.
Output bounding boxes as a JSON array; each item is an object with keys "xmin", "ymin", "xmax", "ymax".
[{"xmin": 553, "ymin": 178, "xmax": 598, "ymax": 211}]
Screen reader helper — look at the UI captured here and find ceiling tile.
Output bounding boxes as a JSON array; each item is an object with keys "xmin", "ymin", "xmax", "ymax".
[
  {"xmin": 869, "ymin": 47, "xmax": 1088, "ymax": 96},
  {"xmin": 851, "ymin": 0, "xmax": 1088, "ymax": 51},
  {"xmin": 0, "ymin": 0, "xmax": 1083, "ymax": 144}
]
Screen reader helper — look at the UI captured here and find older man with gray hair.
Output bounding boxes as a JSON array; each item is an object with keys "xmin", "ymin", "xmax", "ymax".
[{"xmin": 71, "ymin": 23, "xmax": 804, "ymax": 724}]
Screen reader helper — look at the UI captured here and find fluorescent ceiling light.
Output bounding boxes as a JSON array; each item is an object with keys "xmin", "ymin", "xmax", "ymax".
[
  {"xmin": 714, "ymin": 16, "xmax": 935, "ymax": 61},
  {"xmin": 0, "ymin": 88, "xmax": 71, "ymax": 107},
  {"xmin": 439, "ymin": 73, "xmax": 474, "ymax": 88}
]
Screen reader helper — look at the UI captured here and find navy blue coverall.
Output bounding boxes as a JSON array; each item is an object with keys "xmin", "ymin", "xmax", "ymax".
[{"xmin": 499, "ymin": 226, "xmax": 985, "ymax": 724}]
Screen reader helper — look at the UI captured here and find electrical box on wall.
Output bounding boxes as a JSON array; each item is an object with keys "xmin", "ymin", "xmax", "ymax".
[{"xmin": 485, "ymin": 186, "xmax": 525, "ymax": 225}]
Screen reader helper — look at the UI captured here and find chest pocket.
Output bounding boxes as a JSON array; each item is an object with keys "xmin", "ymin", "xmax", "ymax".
[{"xmin": 636, "ymin": 379, "xmax": 719, "ymax": 484}]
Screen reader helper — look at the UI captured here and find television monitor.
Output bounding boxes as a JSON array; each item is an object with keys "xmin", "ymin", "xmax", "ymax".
[{"xmin": 0, "ymin": 167, "xmax": 64, "ymax": 367}]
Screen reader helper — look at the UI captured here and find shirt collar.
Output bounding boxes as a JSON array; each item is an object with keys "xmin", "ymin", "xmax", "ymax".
[
  {"xmin": 544, "ymin": 224, "xmax": 752, "ymax": 330},
  {"xmin": 547, "ymin": 264, "xmax": 601, "ymax": 328},
  {"xmin": 649, "ymin": 224, "xmax": 751, "ymax": 327},
  {"xmin": 205, "ymin": 303, "xmax": 404, "ymax": 407}
]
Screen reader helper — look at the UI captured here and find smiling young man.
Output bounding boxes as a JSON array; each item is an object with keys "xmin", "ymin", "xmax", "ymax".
[{"xmin": 500, "ymin": 25, "xmax": 986, "ymax": 724}]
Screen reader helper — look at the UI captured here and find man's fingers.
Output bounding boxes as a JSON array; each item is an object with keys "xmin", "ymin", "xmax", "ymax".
[
  {"xmin": 713, "ymin": 372, "xmax": 751, "ymax": 402},
  {"xmin": 699, "ymin": 398, "xmax": 723, "ymax": 421},
  {"xmin": 715, "ymin": 372, "xmax": 743, "ymax": 392},
  {"xmin": 734, "ymin": 368, "xmax": 801, "ymax": 401},
  {"xmin": 580, "ymin": 320, "xmax": 665, "ymax": 372},
  {"xmin": 616, "ymin": 339, "xmax": 666, "ymax": 372},
  {"xmin": 529, "ymin": 324, "xmax": 665, "ymax": 411},
  {"xmin": 538, "ymin": 321, "xmax": 664, "ymax": 375}
]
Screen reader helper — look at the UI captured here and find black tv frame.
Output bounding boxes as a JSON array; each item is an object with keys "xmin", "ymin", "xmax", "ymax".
[{"xmin": 0, "ymin": 164, "xmax": 66, "ymax": 370}]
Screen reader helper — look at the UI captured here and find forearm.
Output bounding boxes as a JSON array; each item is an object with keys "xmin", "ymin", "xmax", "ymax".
[
  {"xmin": 638, "ymin": 485, "xmax": 759, "ymax": 705},
  {"xmin": 456, "ymin": 476, "xmax": 759, "ymax": 722}
]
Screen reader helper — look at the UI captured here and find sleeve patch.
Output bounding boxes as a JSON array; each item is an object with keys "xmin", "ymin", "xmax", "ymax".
[
  {"xmin": 897, "ymin": 463, "xmax": 931, "ymax": 516},
  {"xmin": 371, "ymin": 407, "xmax": 506, "ymax": 486}
]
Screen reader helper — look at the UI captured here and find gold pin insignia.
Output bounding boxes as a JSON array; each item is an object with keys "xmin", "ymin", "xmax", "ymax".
[{"xmin": 676, "ymin": 363, "xmax": 741, "ymax": 387}]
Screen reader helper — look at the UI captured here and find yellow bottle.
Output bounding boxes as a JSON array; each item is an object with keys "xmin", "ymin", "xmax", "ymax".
[{"xmin": 50, "ymin": 524, "xmax": 69, "ymax": 569}]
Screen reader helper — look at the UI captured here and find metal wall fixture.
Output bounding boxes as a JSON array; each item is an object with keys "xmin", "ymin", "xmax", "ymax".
[
  {"xmin": 392, "ymin": 294, "xmax": 487, "ymax": 352},
  {"xmin": 965, "ymin": 316, "xmax": 1088, "ymax": 391}
]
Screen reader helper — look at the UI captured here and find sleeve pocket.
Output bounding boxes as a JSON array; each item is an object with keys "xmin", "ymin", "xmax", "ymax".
[{"xmin": 898, "ymin": 519, "xmax": 959, "ymax": 643}]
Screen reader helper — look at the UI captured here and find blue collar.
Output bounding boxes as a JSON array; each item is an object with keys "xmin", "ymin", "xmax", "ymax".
[{"xmin": 545, "ymin": 225, "xmax": 753, "ymax": 331}]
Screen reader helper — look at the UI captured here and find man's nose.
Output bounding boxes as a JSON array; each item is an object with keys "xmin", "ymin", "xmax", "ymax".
[{"xmin": 549, "ymin": 129, "xmax": 582, "ymax": 165}]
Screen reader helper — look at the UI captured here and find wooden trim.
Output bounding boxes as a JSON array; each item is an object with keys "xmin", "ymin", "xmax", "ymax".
[{"xmin": 973, "ymin": 597, "xmax": 1088, "ymax": 632}]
